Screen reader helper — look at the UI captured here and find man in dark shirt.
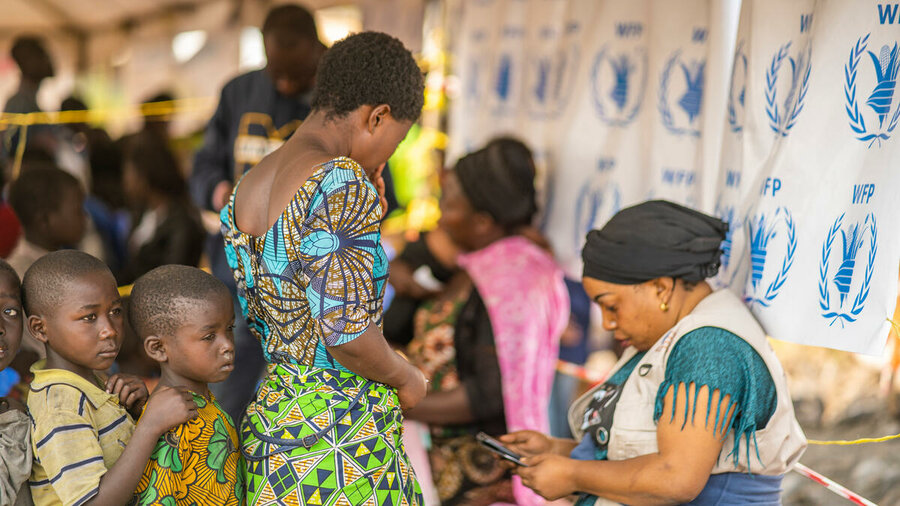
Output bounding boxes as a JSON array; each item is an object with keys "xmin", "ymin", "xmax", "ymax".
[{"xmin": 190, "ymin": 4, "xmax": 325, "ymax": 424}]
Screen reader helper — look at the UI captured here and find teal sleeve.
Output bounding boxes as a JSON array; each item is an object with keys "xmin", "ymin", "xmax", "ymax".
[{"xmin": 653, "ymin": 326, "xmax": 777, "ymax": 468}]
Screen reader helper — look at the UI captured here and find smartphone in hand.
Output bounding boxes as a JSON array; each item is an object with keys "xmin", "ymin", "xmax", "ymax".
[{"xmin": 476, "ymin": 432, "xmax": 528, "ymax": 466}]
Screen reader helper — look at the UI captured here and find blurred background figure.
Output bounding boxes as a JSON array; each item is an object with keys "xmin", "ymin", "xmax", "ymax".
[
  {"xmin": 3, "ymin": 36, "xmax": 53, "ymax": 116},
  {"xmin": 118, "ymin": 131, "xmax": 203, "ymax": 285},
  {"xmin": 118, "ymin": 91, "xmax": 176, "ymax": 150},
  {"xmin": 139, "ymin": 92, "xmax": 174, "ymax": 144},
  {"xmin": 5, "ymin": 166, "xmax": 85, "ymax": 277},
  {"xmin": 2, "ymin": 36, "xmax": 56, "ymax": 159},
  {"xmin": 393, "ymin": 138, "xmax": 569, "ymax": 506},
  {"xmin": 190, "ymin": 4, "xmax": 324, "ymax": 216}
]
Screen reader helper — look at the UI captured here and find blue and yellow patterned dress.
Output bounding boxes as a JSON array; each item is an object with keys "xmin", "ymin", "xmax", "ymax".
[{"xmin": 221, "ymin": 157, "xmax": 422, "ymax": 505}]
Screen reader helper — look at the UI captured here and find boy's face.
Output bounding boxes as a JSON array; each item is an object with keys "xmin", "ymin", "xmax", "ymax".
[
  {"xmin": 31, "ymin": 270, "xmax": 124, "ymax": 377},
  {"xmin": 0, "ymin": 271, "xmax": 23, "ymax": 372},
  {"xmin": 155, "ymin": 294, "xmax": 235, "ymax": 390}
]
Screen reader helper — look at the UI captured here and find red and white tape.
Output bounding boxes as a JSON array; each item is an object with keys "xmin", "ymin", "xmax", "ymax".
[{"xmin": 793, "ymin": 463, "xmax": 875, "ymax": 505}]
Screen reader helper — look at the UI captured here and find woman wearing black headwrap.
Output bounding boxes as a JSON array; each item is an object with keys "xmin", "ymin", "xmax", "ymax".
[
  {"xmin": 501, "ymin": 201, "xmax": 806, "ymax": 505},
  {"xmin": 394, "ymin": 138, "xmax": 569, "ymax": 505}
]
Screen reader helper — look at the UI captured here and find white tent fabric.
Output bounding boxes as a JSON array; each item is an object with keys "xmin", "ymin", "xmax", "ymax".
[
  {"xmin": 0, "ymin": 0, "xmax": 352, "ymax": 32},
  {"xmin": 447, "ymin": 0, "xmax": 900, "ymax": 356}
]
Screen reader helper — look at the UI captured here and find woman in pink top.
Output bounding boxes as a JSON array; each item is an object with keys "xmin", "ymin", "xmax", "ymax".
[{"xmin": 399, "ymin": 138, "xmax": 569, "ymax": 505}]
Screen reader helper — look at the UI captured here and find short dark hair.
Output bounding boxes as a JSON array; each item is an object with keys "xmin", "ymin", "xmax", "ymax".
[
  {"xmin": 10, "ymin": 36, "xmax": 47, "ymax": 69},
  {"xmin": 124, "ymin": 132, "xmax": 187, "ymax": 200},
  {"xmin": 60, "ymin": 96, "xmax": 87, "ymax": 111},
  {"xmin": 0, "ymin": 259, "xmax": 20, "ymax": 289},
  {"xmin": 140, "ymin": 92, "xmax": 175, "ymax": 121},
  {"xmin": 262, "ymin": 4, "xmax": 319, "ymax": 46},
  {"xmin": 8, "ymin": 167, "xmax": 81, "ymax": 228},
  {"xmin": 142, "ymin": 92, "xmax": 174, "ymax": 105},
  {"xmin": 312, "ymin": 31, "xmax": 424, "ymax": 121},
  {"xmin": 22, "ymin": 250, "xmax": 112, "ymax": 316},
  {"xmin": 128, "ymin": 265, "xmax": 230, "ymax": 338}
]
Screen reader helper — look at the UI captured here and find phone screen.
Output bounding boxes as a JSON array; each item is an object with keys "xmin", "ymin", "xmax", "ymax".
[{"xmin": 476, "ymin": 432, "xmax": 528, "ymax": 466}]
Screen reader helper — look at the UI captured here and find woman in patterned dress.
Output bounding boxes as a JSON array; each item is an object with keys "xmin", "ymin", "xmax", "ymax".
[{"xmin": 220, "ymin": 32, "xmax": 427, "ymax": 505}]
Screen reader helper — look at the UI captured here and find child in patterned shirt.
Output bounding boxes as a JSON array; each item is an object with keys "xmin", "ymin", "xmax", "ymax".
[
  {"xmin": 128, "ymin": 265, "xmax": 244, "ymax": 505},
  {"xmin": 23, "ymin": 251, "xmax": 198, "ymax": 506}
]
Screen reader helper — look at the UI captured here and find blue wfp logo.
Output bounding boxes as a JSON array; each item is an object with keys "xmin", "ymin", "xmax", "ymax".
[
  {"xmin": 592, "ymin": 22, "xmax": 647, "ymax": 126},
  {"xmin": 743, "ymin": 207, "xmax": 797, "ymax": 308},
  {"xmin": 574, "ymin": 158, "xmax": 621, "ymax": 251},
  {"xmin": 844, "ymin": 6, "xmax": 900, "ymax": 148},
  {"xmin": 711, "ymin": 171, "xmax": 743, "ymax": 288},
  {"xmin": 765, "ymin": 14, "xmax": 814, "ymax": 136},
  {"xmin": 528, "ymin": 23, "xmax": 581, "ymax": 119},
  {"xmin": 727, "ymin": 40, "xmax": 748, "ymax": 133},
  {"xmin": 715, "ymin": 204, "xmax": 743, "ymax": 279},
  {"xmin": 765, "ymin": 42, "xmax": 812, "ymax": 136},
  {"xmin": 462, "ymin": 30, "xmax": 488, "ymax": 108},
  {"xmin": 818, "ymin": 212, "xmax": 877, "ymax": 326},
  {"xmin": 709, "ymin": 203, "xmax": 745, "ymax": 290},
  {"xmin": 659, "ymin": 28, "xmax": 708, "ymax": 136},
  {"xmin": 490, "ymin": 26, "xmax": 525, "ymax": 116}
]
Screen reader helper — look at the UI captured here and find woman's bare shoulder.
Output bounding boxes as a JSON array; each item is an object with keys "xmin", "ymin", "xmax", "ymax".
[{"xmin": 234, "ymin": 149, "xmax": 334, "ymax": 236}]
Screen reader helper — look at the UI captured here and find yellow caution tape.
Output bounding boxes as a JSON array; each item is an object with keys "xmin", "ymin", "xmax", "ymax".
[
  {"xmin": 807, "ymin": 433, "xmax": 900, "ymax": 445},
  {"xmin": 0, "ymin": 98, "xmax": 216, "ymax": 126}
]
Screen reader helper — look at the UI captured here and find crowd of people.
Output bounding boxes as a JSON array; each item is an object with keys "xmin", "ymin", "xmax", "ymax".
[{"xmin": 0, "ymin": 4, "xmax": 808, "ymax": 506}]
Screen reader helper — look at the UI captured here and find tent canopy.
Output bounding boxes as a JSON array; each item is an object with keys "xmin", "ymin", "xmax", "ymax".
[{"xmin": 0, "ymin": 0, "xmax": 348, "ymax": 34}]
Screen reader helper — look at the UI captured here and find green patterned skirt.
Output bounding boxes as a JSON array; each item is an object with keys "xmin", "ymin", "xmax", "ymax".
[{"xmin": 241, "ymin": 362, "xmax": 423, "ymax": 505}]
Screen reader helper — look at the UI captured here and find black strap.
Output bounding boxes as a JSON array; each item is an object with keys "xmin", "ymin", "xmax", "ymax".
[{"xmin": 242, "ymin": 379, "xmax": 375, "ymax": 461}]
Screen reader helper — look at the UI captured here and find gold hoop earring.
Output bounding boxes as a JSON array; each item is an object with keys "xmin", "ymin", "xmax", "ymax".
[{"xmin": 660, "ymin": 302, "xmax": 668, "ymax": 312}]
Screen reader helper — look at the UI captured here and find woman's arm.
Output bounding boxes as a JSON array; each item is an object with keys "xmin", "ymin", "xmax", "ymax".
[
  {"xmin": 404, "ymin": 290, "xmax": 501, "ymax": 425},
  {"xmin": 301, "ymin": 173, "xmax": 428, "ymax": 407},
  {"xmin": 403, "ymin": 386, "xmax": 472, "ymax": 424},
  {"xmin": 516, "ymin": 383, "xmax": 734, "ymax": 505},
  {"xmin": 328, "ymin": 324, "xmax": 426, "ymax": 409}
]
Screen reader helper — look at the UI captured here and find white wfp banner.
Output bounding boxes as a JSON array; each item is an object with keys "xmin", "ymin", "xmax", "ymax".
[
  {"xmin": 715, "ymin": 0, "xmax": 900, "ymax": 356},
  {"xmin": 446, "ymin": 0, "xmax": 737, "ymax": 277},
  {"xmin": 447, "ymin": 0, "xmax": 900, "ymax": 356}
]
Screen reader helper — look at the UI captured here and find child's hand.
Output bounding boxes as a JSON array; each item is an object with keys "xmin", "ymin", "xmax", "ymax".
[
  {"xmin": 396, "ymin": 365, "xmax": 427, "ymax": 410},
  {"xmin": 140, "ymin": 386, "xmax": 198, "ymax": 435},
  {"xmin": 107, "ymin": 373, "xmax": 149, "ymax": 414}
]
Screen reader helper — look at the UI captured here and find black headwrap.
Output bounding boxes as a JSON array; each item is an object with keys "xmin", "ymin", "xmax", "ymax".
[
  {"xmin": 582, "ymin": 200, "xmax": 728, "ymax": 284},
  {"xmin": 454, "ymin": 137, "xmax": 538, "ymax": 228}
]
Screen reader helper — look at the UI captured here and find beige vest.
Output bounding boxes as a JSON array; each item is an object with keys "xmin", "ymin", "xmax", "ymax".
[{"xmin": 569, "ymin": 290, "xmax": 806, "ymax": 475}]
